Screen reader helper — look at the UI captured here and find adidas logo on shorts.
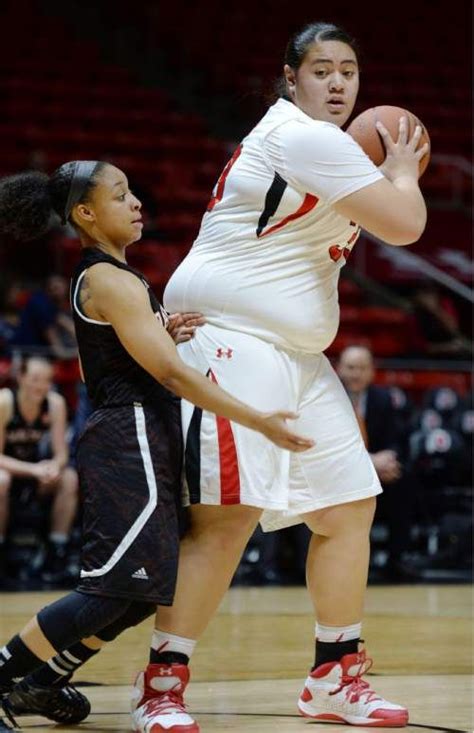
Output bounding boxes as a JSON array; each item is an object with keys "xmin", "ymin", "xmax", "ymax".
[{"xmin": 132, "ymin": 567, "xmax": 149, "ymax": 580}]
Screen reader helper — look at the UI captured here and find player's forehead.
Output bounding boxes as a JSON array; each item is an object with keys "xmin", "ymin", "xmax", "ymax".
[
  {"xmin": 304, "ymin": 40, "xmax": 358, "ymax": 67},
  {"xmin": 97, "ymin": 164, "xmax": 129, "ymax": 192}
]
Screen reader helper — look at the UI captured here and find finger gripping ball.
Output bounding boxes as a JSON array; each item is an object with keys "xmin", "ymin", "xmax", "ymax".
[{"xmin": 347, "ymin": 105, "xmax": 430, "ymax": 176}]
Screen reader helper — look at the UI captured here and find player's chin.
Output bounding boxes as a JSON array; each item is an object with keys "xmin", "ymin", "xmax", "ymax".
[{"xmin": 128, "ymin": 228, "xmax": 144, "ymax": 244}]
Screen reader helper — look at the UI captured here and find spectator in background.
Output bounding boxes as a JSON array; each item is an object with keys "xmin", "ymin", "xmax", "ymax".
[
  {"xmin": 0, "ymin": 356, "xmax": 79, "ymax": 584},
  {"xmin": 14, "ymin": 274, "xmax": 77, "ymax": 359},
  {"xmin": 412, "ymin": 283, "xmax": 471, "ymax": 359},
  {"xmin": 0, "ymin": 282, "xmax": 22, "ymax": 357},
  {"xmin": 337, "ymin": 346, "xmax": 418, "ymax": 580}
]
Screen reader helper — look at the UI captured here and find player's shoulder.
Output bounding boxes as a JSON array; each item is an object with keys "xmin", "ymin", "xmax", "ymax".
[{"xmin": 87, "ymin": 262, "xmax": 143, "ymax": 296}]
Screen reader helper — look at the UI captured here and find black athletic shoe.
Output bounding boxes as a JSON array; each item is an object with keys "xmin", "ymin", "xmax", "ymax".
[
  {"xmin": 0, "ymin": 718, "xmax": 16, "ymax": 732},
  {"xmin": 5, "ymin": 678, "xmax": 91, "ymax": 724},
  {"xmin": 0, "ymin": 685, "xmax": 17, "ymax": 731}
]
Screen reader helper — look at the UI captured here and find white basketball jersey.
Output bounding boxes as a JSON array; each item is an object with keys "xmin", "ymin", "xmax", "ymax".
[{"xmin": 164, "ymin": 98, "xmax": 383, "ymax": 354}]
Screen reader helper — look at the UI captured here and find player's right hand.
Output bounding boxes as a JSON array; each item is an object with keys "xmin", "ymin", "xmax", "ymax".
[
  {"xmin": 376, "ymin": 116, "xmax": 429, "ymax": 181},
  {"xmin": 258, "ymin": 411, "xmax": 315, "ymax": 452}
]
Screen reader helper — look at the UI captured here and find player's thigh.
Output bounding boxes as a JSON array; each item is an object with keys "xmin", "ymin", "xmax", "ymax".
[
  {"xmin": 289, "ymin": 354, "xmax": 379, "ymax": 507},
  {"xmin": 178, "ymin": 325, "xmax": 294, "ymax": 506}
]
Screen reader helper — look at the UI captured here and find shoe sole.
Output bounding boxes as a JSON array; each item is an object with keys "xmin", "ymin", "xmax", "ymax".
[
  {"xmin": 298, "ymin": 701, "xmax": 409, "ymax": 727},
  {"xmin": 132, "ymin": 724, "xmax": 200, "ymax": 733}
]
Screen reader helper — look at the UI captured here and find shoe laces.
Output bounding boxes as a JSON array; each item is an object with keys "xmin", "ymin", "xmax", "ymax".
[
  {"xmin": 330, "ymin": 657, "xmax": 382, "ymax": 704},
  {"xmin": 146, "ymin": 689, "xmax": 187, "ymax": 716}
]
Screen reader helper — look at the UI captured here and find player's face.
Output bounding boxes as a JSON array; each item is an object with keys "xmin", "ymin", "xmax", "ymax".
[
  {"xmin": 285, "ymin": 40, "xmax": 359, "ymax": 127},
  {"xmin": 76, "ymin": 165, "xmax": 143, "ymax": 247},
  {"xmin": 338, "ymin": 348, "xmax": 374, "ymax": 393},
  {"xmin": 19, "ymin": 361, "xmax": 53, "ymax": 402}
]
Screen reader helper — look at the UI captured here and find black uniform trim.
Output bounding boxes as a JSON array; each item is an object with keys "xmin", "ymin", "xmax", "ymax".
[
  {"xmin": 256, "ymin": 172, "xmax": 287, "ymax": 237},
  {"xmin": 185, "ymin": 405, "xmax": 203, "ymax": 504}
]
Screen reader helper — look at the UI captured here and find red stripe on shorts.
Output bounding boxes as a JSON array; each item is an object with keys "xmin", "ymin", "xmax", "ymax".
[{"xmin": 209, "ymin": 370, "xmax": 241, "ymax": 504}]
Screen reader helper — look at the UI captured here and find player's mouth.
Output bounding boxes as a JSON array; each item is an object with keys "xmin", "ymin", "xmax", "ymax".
[
  {"xmin": 327, "ymin": 98, "xmax": 345, "ymax": 112},
  {"xmin": 132, "ymin": 217, "xmax": 143, "ymax": 227}
]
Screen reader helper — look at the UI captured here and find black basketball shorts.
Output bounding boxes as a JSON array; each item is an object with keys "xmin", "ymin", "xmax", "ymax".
[{"xmin": 76, "ymin": 401, "xmax": 182, "ymax": 605}]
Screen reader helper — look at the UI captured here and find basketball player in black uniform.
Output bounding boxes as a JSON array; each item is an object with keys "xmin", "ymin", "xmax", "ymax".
[
  {"xmin": 0, "ymin": 356, "xmax": 79, "ymax": 584},
  {"xmin": 0, "ymin": 160, "xmax": 313, "ymax": 731}
]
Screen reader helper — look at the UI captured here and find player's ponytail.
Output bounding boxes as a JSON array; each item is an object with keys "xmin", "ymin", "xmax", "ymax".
[
  {"xmin": 0, "ymin": 160, "xmax": 104, "ymax": 241},
  {"xmin": 0, "ymin": 171, "xmax": 55, "ymax": 241}
]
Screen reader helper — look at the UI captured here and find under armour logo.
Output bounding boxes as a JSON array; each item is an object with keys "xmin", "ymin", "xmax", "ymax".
[
  {"xmin": 216, "ymin": 348, "xmax": 233, "ymax": 359},
  {"xmin": 158, "ymin": 667, "xmax": 174, "ymax": 676}
]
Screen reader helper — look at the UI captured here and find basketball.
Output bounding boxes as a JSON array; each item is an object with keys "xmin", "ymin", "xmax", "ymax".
[{"xmin": 347, "ymin": 106, "xmax": 431, "ymax": 176}]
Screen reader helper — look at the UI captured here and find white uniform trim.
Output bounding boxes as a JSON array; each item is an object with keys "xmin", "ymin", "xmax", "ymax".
[
  {"xmin": 62, "ymin": 650, "xmax": 81, "ymax": 664},
  {"xmin": 48, "ymin": 659, "xmax": 70, "ymax": 676},
  {"xmin": 80, "ymin": 404, "xmax": 158, "ymax": 579},
  {"xmin": 72, "ymin": 270, "xmax": 111, "ymax": 326}
]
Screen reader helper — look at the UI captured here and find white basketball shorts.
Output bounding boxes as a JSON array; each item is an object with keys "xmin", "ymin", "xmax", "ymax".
[{"xmin": 178, "ymin": 324, "xmax": 381, "ymax": 531}]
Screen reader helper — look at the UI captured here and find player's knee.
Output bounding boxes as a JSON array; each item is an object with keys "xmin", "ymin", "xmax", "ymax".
[
  {"xmin": 0, "ymin": 469, "xmax": 12, "ymax": 497},
  {"xmin": 96, "ymin": 601, "xmax": 155, "ymax": 642},
  {"xmin": 37, "ymin": 592, "xmax": 132, "ymax": 651},
  {"xmin": 307, "ymin": 496, "xmax": 376, "ymax": 538}
]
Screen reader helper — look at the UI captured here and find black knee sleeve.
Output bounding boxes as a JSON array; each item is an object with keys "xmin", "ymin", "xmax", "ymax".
[
  {"xmin": 96, "ymin": 601, "xmax": 155, "ymax": 642},
  {"xmin": 37, "ymin": 591, "xmax": 131, "ymax": 652}
]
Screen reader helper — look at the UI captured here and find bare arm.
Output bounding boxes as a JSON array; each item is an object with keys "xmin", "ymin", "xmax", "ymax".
[
  {"xmin": 87, "ymin": 265, "xmax": 314, "ymax": 452},
  {"xmin": 335, "ymin": 118, "xmax": 428, "ymax": 246},
  {"xmin": 47, "ymin": 392, "xmax": 69, "ymax": 471}
]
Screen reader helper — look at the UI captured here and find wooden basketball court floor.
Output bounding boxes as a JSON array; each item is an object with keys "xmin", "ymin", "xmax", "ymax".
[{"xmin": 1, "ymin": 585, "xmax": 472, "ymax": 732}]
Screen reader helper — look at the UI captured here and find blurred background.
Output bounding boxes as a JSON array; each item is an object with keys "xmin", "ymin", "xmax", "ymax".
[{"xmin": 0, "ymin": 0, "xmax": 471, "ymax": 590}]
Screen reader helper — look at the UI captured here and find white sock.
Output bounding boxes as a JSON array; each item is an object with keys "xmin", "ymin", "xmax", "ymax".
[
  {"xmin": 315, "ymin": 622, "xmax": 362, "ymax": 643},
  {"xmin": 49, "ymin": 532, "xmax": 68, "ymax": 544},
  {"xmin": 151, "ymin": 629, "xmax": 196, "ymax": 659}
]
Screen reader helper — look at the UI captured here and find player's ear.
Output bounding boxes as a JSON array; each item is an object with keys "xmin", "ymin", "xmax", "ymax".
[
  {"xmin": 74, "ymin": 203, "xmax": 96, "ymax": 224},
  {"xmin": 283, "ymin": 64, "xmax": 297, "ymax": 96}
]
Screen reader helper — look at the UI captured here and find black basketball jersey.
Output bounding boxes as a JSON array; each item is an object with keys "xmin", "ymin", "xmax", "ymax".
[
  {"xmin": 3, "ymin": 389, "xmax": 50, "ymax": 462},
  {"xmin": 70, "ymin": 247, "xmax": 176, "ymax": 410}
]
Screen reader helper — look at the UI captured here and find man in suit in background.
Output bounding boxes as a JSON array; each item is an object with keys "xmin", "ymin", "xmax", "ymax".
[{"xmin": 337, "ymin": 346, "xmax": 417, "ymax": 580}]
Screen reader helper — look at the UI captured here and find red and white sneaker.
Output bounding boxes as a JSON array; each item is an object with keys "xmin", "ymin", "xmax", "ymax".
[
  {"xmin": 131, "ymin": 663, "xmax": 200, "ymax": 733},
  {"xmin": 297, "ymin": 650, "xmax": 408, "ymax": 727}
]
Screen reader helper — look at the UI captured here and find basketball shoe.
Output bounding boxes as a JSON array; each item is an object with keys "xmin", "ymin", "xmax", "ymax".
[
  {"xmin": 131, "ymin": 663, "xmax": 200, "ymax": 732},
  {"xmin": 297, "ymin": 650, "xmax": 409, "ymax": 727},
  {"xmin": 3, "ymin": 676, "xmax": 90, "ymax": 724}
]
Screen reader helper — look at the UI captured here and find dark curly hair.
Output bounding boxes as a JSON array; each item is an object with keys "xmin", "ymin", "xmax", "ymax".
[
  {"xmin": 274, "ymin": 21, "xmax": 360, "ymax": 99},
  {"xmin": 0, "ymin": 161, "xmax": 107, "ymax": 241}
]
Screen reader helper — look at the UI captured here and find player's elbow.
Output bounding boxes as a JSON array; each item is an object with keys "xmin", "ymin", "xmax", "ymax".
[
  {"xmin": 157, "ymin": 361, "xmax": 188, "ymax": 397},
  {"xmin": 380, "ymin": 216, "xmax": 427, "ymax": 246}
]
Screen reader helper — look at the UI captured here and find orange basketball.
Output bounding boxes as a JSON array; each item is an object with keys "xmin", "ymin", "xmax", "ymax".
[{"xmin": 347, "ymin": 105, "xmax": 431, "ymax": 177}]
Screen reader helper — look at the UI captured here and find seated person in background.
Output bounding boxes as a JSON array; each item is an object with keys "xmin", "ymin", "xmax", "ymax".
[
  {"xmin": 14, "ymin": 274, "xmax": 77, "ymax": 359},
  {"xmin": 0, "ymin": 356, "xmax": 79, "ymax": 583},
  {"xmin": 411, "ymin": 283, "xmax": 471, "ymax": 359},
  {"xmin": 337, "ymin": 346, "xmax": 417, "ymax": 579}
]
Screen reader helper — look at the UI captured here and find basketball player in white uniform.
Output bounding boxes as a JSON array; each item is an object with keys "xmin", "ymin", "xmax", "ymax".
[{"xmin": 132, "ymin": 21, "xmax": 428, "ymax": 731}]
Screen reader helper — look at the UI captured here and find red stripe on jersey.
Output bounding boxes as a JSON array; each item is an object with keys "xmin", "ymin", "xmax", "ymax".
[
  {"xmin": 209, "ymin": 370, "xmax": 241, "ymax": 504},
  {"xmin": 207, "ymin": 144, "xmax": 243, "ymax": 212},
  {"xmin": 257, "ymin": 193, "xmax": 319, "ymax": 238}
]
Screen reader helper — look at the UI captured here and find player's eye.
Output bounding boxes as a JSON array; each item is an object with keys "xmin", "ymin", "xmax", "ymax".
[{"xmin": 314, "ymin": 69, "xmax": 327, "ymax": 77}]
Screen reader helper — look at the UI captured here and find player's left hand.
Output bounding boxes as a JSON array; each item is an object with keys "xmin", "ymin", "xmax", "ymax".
[{"xmin": 168, "ymin": 312, "xmax": 206, "ymax": 344}]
